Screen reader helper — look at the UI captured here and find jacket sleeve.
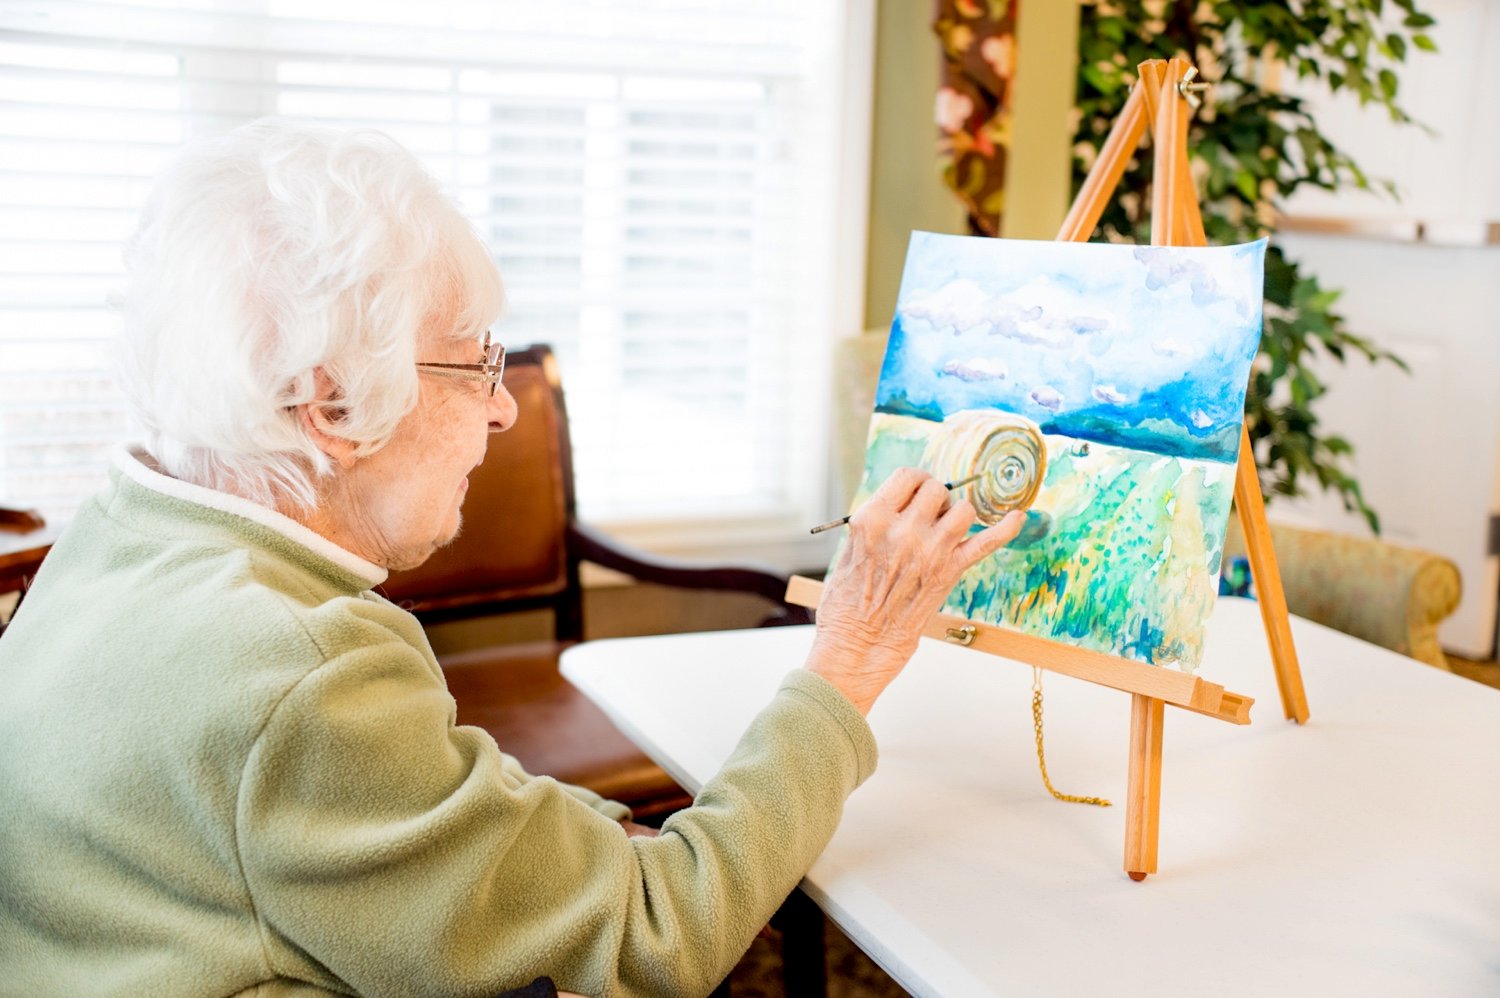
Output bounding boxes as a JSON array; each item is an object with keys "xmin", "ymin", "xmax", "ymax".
[
  {"xmin": 237, "ymin": 637, "xmax": 876, "ymax": 998},
  {"xmin": 493, "ymin": 748, "xmax": 632, "ymax": 823},
  {"xmin": 554, "ymin": 778, "xmax": 632, "ymax": 822}
]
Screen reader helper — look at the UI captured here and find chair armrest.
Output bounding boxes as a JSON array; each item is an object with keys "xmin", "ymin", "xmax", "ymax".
[
  {"xmin": 567, "ymin": 521, "xmax": 812, "ymax": 624},
  {"xmin": 1401, "ymin": 554, "xmax": 1463, "ymax": 670},
  {"xmin": 1225, "ymin": 520, "xmax": 1462, "ymax": 670},
  {"xmin": 0, "ymin": 506, "xmax": 46, "ymax": 533}
]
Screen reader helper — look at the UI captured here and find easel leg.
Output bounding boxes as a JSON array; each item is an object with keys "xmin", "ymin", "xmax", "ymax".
[
  {"xmin": 1234, "ymin": 428, "xmax": 1312, "ymax": 723},
  {"xmin": 1124, "ymin": 694, "xmax": 1164, "ymax": 881},
  {"xmin": 1155, "ymin": 58, "xmax": 1308, "ymax": 725}
]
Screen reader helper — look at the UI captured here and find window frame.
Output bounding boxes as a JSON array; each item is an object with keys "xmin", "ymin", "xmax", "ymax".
[{"xmin": 0, "ymin": 0, "xmax": 875, "ymax": 573}]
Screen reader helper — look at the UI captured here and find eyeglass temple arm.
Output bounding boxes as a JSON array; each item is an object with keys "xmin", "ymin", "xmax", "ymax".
[{"xmin": 416, "ymin": 363, "xmax": 497, "ymax": 374}]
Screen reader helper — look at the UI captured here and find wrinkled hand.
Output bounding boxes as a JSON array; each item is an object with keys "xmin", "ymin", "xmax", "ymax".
[{"xmin": 806, "ymin": 467, "xmax": 1025, "ymax": 715}]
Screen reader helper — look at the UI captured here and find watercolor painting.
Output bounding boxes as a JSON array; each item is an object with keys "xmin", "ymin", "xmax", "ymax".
[{"xmin": 844, "ymin": 231, "xmax": 1268, "ymax": 672}]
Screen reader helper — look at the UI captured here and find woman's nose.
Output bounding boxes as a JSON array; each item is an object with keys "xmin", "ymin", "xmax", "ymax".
[{"xmin": 487, "ymin": 383, "xmax": 518, "ymax": 433}]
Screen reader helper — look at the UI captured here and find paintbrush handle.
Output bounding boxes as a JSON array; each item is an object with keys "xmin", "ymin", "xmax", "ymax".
[
  {"xmin": 808, "ymin": 515, "xmax": 850, "ymax": 535},
  {"xmin": 808, "ymin": 474, "xmax": 982, "ymax": 535}
]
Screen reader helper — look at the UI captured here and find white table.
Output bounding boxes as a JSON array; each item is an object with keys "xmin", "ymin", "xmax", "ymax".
[{"xmin": 561, "ymin": 598, "xmax": 1500, "ymax": 997}]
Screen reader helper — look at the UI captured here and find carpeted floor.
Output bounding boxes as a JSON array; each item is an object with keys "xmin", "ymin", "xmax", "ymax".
[
  {"xmin": 726, "ymin": 912, "xmax": 910, "ymax": 997},
  {"xmin": 1448, "ymin": 653, "xmax": 1500, "ymax": 690}
]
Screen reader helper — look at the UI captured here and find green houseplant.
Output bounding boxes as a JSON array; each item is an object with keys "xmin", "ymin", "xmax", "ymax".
[{"xmin": 1073, "ymin": 0, "xmax": 1437, "ymax": 531}]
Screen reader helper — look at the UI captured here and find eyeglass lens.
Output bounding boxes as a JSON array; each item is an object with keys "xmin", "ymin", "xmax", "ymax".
[{"xmin": 482, "ymin": 334, "xmax": 505, "ymax": 396}]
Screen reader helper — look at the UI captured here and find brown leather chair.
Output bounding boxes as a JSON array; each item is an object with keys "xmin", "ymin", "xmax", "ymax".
[
  {"xmin": 0, "ymin": 507, "xmax": 53, "ymax": 637},
  {"xmin": 382, "ymin": 345, "xmax": 810, "ymax": 819}
]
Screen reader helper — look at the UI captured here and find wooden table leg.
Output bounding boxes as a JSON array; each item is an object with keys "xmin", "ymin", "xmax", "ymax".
[{"xmin": 1125, "ymin": 694, "xmax": 1165, "ymax": 880}]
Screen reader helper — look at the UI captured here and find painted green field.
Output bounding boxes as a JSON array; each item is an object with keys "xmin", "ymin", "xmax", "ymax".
[{"xmin": 845, "ymin": 412, "xmax": 1235, "ymax": 672}]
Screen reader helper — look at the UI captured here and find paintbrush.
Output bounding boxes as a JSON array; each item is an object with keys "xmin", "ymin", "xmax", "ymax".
[{"xmin": 809, "ymin": 473, "xmax": 985, "ymax": 535}]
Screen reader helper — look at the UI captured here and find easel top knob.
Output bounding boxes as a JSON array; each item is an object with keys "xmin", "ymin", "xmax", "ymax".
[{"xmin": 1178, "ymin": 65, "xmax": 1212, "ymax": 109}]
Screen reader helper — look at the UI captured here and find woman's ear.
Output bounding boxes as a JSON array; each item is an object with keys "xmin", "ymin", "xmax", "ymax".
[{"xmin": 297, "ymin": 368, "xmax": 359, "ymax": 470}]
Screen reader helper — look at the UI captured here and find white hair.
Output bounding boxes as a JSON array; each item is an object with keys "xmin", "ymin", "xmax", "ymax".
[{"xmin": 117, "ymin": 118, "xmax": 504, "ymax": 512}]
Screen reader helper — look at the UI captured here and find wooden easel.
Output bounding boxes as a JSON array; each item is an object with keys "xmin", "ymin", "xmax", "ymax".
[{"xmin": 789, "ymin": 58, "xmax": 1309, "ymax": 880}]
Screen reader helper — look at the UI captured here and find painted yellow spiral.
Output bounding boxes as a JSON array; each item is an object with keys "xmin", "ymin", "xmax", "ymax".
[{"xmin": 920, "ymin": 409, "xmax": 1047, "ymax": 523}]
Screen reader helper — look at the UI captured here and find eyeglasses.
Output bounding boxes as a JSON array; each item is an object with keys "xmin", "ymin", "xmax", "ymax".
[{"xmin": 414, "ymin": 332, "xmax": 506, "ymax": 397}]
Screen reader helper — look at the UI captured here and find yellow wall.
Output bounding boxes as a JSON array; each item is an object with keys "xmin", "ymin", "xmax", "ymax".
[
  {"xmin": 862, "ymin": 1, "xmax": 966, "ymax": 330},
  {"xmin": 862, "ymin": 0, "xmax": 1081, "ymax": 329},
  {"xmin": 1001, "ymin": 0, "xmax": 1080, "ymax": 240}
]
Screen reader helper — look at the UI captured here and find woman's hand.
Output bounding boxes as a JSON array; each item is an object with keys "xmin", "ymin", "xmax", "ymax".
[{"xmin": 805, "ymin": 467, "xmax": 1025, "ymax": 715}]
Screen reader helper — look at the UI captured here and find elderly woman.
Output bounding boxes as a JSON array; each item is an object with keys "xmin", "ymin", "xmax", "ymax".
[{"xmin": 0, "ymin": 121, "xmax": 1022, "ymax": 996}]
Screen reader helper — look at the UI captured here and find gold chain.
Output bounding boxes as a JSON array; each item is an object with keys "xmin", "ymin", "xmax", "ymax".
[{"xmin": 1031, "ymin": 667, "xmax": 1111, "ymax": 807}]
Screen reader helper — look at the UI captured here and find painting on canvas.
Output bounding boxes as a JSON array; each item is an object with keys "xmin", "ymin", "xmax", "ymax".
[{"xmin": 845, "ymin": 232, "xmax": 1267, "ymax": 672}]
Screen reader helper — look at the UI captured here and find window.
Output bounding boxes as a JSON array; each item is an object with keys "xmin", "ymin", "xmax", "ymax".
[{"xmin": 0, "ymin": 0, "xmax": 871, "ymax": 564}]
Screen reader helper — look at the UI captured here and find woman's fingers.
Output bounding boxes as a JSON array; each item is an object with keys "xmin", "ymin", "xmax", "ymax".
[
  {"xmin": 953, "ymin": 509, "xmax": 1026, "ymax": 567},
  {"xmin": 807, "ymin": 476, "xmax": 1028, "ymax": 716},
  {"xmin": 837, "ymin": 471, "xmax": 1025, "ymax": 603},
  {"xmin": 903, "ymin": 476, "xmax": 952, "ymax": 523},
  {"xmin": 936, "ymin": 494, "xmax": 979, "ymax": 540},
  {"xmin": 871, "ymin": 466, "xmax": 988, "ymax": 525},
  {"xmin": 869, "ymin": 466, "xmax": 929, "ymax": 513}
]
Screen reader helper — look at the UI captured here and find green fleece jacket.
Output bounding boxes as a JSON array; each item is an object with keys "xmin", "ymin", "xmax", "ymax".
[{"xmin": 0, "ymin": 451, "xmax": 878, "ymax": 997}]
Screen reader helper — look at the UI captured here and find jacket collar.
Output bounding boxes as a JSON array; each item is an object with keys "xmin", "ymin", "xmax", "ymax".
[{"xmin": 113, "ymin": 446, "xmax": 388, "ymax": 589}]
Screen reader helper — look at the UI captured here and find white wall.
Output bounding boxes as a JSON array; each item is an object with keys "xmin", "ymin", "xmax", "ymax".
[{"xmin": 1276, "ymin": 0, "xmax": 1500, "ymax": 657}]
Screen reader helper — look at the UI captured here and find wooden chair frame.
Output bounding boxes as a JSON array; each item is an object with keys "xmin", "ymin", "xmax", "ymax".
[
  {"xmin": 0, "ymin": 508, "xmax": 53, "ymax": 638},
  {"xmin": 388, "ymin": 344, "xmax": 811, "ymax": 638}
]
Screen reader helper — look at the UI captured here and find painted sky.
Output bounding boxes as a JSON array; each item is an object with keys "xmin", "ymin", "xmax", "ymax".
[{"xmin": 876, "ymin": 232, "xmax": 1267, "ymax": 463}]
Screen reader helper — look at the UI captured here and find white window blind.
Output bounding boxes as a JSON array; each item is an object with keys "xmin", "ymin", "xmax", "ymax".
[{"xmin": 0, "ymin": 0, "xmax": 867, "ymax": 551}]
